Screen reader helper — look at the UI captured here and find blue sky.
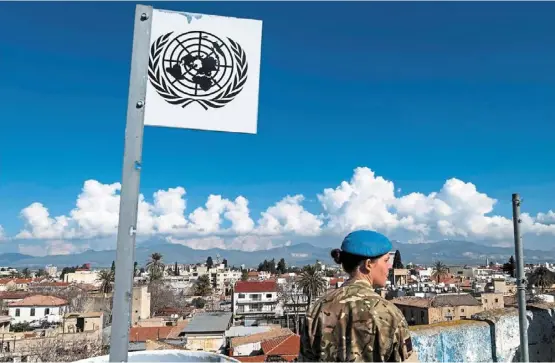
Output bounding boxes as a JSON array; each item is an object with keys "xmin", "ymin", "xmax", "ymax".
[{"xmin": 0, "ymin": 2, "xmax": 554, "ymax": 255}]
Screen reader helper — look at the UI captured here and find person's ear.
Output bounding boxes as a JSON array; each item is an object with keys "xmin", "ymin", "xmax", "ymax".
[{"xmin": 363, "ymin": 259, "xmax": 373, "ymax": 273}]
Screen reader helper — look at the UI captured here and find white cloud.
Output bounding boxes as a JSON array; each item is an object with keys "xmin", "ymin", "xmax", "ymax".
[
  {"xmin": 0, "ymin": 225, "xmax": 5, "ymax": 241},
  {"xmin": 10, "ymin": 167, "xmax": 555, "ymax": 252},
  {"xmin": 256, "ymin": 195, "xmax": 322, "ymax": 236},
  {"xmin": 18, "ymin": 240, "xmax": 89, "ymax": 257}
]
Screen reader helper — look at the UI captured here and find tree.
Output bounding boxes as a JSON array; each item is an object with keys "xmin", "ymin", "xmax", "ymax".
[
  {"xmin": 241, "ymin": 270, "xmax": 249, "ymax": 281},
  {"xmin": 528, "ymin": 266, "xmax": 555, "ymax": 293},
  {"xmin": 149, "ymin": 281, "xmax": 180, "ymax": 316},
  {"xmin": 111, "ymin": 261, "xmax": 116, "ymax": 273},
  {"xmin": 21, "ymin": 268, "xmax": 31, "ymax": 278},
  {"xmin": 206, "ymin": 256, "xmax": 214, "ymax": 269},
  {"xmin": 277, "ymin": 258, "xmax": 287, "ymax": 275},
  {"xmin": 277, "ymin": 278, "xmax": 307, "ymax": 334},
  {"xmin": 297, "ymin": 265, "xmax": 326, "ymax": 308},
  {"xmin": 222, "ymin": 259, "xmax": 228, "ymax": 268},
  {"xmin": 432, "ymin": 261, "xmax": 449, "ymax": 284},
  {"xmin": 146, "ymin": 252, "xmax": 164, "ymax": 281},
  {"xmin": 97, "ymin": 269, "xmax": 114, "ymax": 294},
  {"xmin": 194, "ymin": 275, "xmax": 212, "ymax": 296},
  {"xmin": 392, "ymin": 250, "xmax": 404, "ymax": 269},
  {"xmin": 192, "ymin": 297, "xmax": 206, "ymax": 309},
  {"xmin": 174, "ymin": 262, "xmax": 180, "ymax": 276},
  {"xmin": 502, "ymin": 256, "xmax": 516, "ymax": 278}
]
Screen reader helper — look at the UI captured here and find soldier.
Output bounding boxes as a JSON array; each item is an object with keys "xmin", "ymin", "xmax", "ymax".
[{"xmin": 299, "ymin": 230, "xmax": 418, "ymax": 362}]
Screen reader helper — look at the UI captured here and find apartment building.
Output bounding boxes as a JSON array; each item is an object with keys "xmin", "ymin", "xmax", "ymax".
[{"xmin": 232, "ymin": 281, "xmax": 279, "ymax": 326}]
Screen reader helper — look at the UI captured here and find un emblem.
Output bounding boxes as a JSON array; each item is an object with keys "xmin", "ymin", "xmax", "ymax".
[{"xmin": 148, "ymin": 31, "xmax": 248, "ymax": 110}]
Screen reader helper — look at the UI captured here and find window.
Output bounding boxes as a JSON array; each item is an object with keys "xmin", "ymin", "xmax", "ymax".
[
  {"xmin": 15, "ymin": 309, "xmax": 20, "ymax": 317},
  {"xmin": 484, "ymin": 299, "xmax": 488, "ymax": 303},
  {"xmin": 238, "ymin": 294, "xmax": 245, "ymax": 298},
  {"xmin": 495, "ymin": 298, "xmax": 499, "ymax": 303},
  {"xmin": 250, "ymin": 294, "xmax": 261, "ymax": 301},
  {"xmin": 44, "ymin": 308, "xmax": 50, "ymax": 315},
  {"xmin": 266, "ymin": 294, "xmax": 272, "ymax": 298},
  {"xmin": 461, "ymin": 308, "xmax": 465, "ymax": 313},
  {"xmin": 30, "ymin": 308, "xmax": 35, "ymax": 316}
]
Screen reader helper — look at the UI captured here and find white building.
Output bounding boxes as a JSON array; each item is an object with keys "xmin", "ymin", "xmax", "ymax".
[
  {"xmin": 45, "ymin": 264, "xmax": 58, "ymax": 277},
  {"xmin": 8, "ymin": 295, "xmax": 68, "ymax": 324},
  {"xmin": 232, "ymin": 281, "xmax": 279, "ymax": 326},
  {"xmin": 64, "ymin": 269, "xmax": 100, "ymax": 286}
]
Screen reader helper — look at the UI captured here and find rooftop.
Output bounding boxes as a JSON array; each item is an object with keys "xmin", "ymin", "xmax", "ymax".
[
  {"xmin": 391, "ymin": 293, "xmax": 481, "ymax": 308},
  {"xmin": 8, "ymin": 294, "xmax": 68, "ymax": 307},
  {"xmin": 65, "ymin": 312, "xmax": 103, "ymax": 319},
  {"xmin": 129, "ymin": 326, "xmax": 173, "ymax": 342},
  {"xmin": 230, "ymin": 328, "xmax": 293, "ymax": 348},
  {"xmin": 180, "ymin": 312, "xmax": 232, "ymax": 335},
  {"xmin": 234, "ymin": 280, "xmax": 277, "ymax": 293}
]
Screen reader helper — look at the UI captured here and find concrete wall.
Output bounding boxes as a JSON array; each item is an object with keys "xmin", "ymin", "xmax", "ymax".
[{"xmin": 410, "ymin": 305, "xmax": 555, "ymax": 362}]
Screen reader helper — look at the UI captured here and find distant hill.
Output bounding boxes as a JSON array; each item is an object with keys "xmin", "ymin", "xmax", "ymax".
[{"xmin": 3, "ymin": 239, "xmax": 555, "ymax": 268}]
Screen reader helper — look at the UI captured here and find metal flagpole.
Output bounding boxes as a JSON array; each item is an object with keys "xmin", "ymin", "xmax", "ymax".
[
  {"xmin": 512, "ymin": 193, "xmax": 529, "ymax": 362},
  {"xmin": 109, "ymin": 4, "xmax": 153, "ymax": 362}
]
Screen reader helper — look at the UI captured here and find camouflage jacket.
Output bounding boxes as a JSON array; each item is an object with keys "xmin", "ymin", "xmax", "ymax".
[{"xmin": 299, "ymin": 279, "xmax": 416, "ymax": 362}]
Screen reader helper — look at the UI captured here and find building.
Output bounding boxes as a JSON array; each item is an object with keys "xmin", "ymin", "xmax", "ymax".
[
  {"xmin": 0, "ymin": 316, "xmax": 11, "ymax": 332},
  {"xmin": 0, "ymin": 278, "xmax": 32, "ymax": 292},
  {"xmin": 63, "ymin": 312, "xmax": 104, "ymax": 334},
  {"xmin": 232, "ymin": 281, "xmax": 279, "ymax": 326},
  {"xmin": 132, "ymin": 285, "xmax": 151, "ymax": 326},
  {"xmin": 230, "ymin": 332, "xmax": 300, "ymax": 362},
  {"xmin": 179, "ymin": 312, "xmax": 233, "ymax": 352},
  {"xmin": 389, "ymin": 269, "xmax": 409, "ymax": 286},
  {"xmin": 478, "ymin": 292, "xmax": 505, "ymax": 310},
  {"xmin": 392, "ymin": 293, "xmax": 483, "ymax": 325},
  {"xmin": 45, "ymin": 264, "xmax": 58, "ymax": 277},
  {"xmin": 8, "ymin": 294, "xmax": 68, "ymax": 324},
  {"xmin": 64, "ymin": 269, "xmax": 100, "ymax": 285}
]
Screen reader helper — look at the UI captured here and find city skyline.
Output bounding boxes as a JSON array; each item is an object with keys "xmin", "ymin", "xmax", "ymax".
[{"xmin": 1, "ymin": 2, "xmax": 554, "ymax": 256}]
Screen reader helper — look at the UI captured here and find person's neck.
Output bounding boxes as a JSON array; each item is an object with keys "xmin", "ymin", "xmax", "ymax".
[{"xmin": 349, "ymin": 272, "xmax": 373, "ymax": 287}]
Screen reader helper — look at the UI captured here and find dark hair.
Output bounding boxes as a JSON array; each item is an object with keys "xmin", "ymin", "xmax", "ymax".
[{"xmin": 331, "ymin": 249, "xmax": 384, "ymax": 274}]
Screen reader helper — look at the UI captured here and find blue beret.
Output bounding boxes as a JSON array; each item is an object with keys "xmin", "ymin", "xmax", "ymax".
[{"xmin": 340, "ymin": 230, "xmax": 392, "ymax": 258}]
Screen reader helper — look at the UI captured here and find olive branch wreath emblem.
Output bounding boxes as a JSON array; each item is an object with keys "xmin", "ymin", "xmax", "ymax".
[{"xmin": 148, "ymin": 32, "xmax": 248, "ymax": 110}]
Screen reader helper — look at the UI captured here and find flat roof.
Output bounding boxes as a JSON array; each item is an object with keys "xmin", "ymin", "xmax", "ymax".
[{"xmin": 181, "ymin": 312, "xmax": 232, "ymax": 335}]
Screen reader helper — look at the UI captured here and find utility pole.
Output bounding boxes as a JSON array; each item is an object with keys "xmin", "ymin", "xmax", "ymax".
[{"xmin": 512, "ymin": 193, "xmax": 529, "ymax": 362}]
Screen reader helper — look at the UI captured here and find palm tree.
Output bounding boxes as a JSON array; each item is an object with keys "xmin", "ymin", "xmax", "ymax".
[
  {"xmin": 297, "ymin": 265, "xmax": 326, "ymax": 308},
  {"xmin": 97, "ymin": 270, "xmax": 114, "ymax": 294},
  {"xmin": 432, "ymin": 261, "xmax": 449, "ymax": 284},
  {"xmin": 146, "ymin": 252, "xmax": 164, "ymax": 281}
]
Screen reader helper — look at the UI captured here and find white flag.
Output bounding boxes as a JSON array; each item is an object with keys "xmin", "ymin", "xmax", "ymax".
[{"xmin": 144, "ymin": 9, "xmax": 263, "ymax": 134}]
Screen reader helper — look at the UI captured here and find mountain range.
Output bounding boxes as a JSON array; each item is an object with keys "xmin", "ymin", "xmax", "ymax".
[{"xmin": 1, "ymin": 239, "xmax": 555, "ymax": 269}]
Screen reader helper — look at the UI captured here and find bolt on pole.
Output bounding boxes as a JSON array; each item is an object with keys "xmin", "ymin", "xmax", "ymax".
[{"xmin": 512, "ymin": 193, "xmax": 529, "ymax": 363}]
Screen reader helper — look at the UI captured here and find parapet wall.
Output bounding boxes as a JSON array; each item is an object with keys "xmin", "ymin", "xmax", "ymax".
[{"xmin": 410, "ymin": 305, "xmax": 555, "ymax": 362}]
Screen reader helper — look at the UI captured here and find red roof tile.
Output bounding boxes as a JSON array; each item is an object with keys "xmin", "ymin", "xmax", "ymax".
[
  {"xmin": 128, "ymin": 326, "xmax": 173, "ymax": 342},
  {"xmin": 262, "ymin": 334, "xmax": 300, "ymax": 356},
  {"xmin": 8, "ymin": 295, "xmax": 67, "ymax": 307},
  {"xmin": 235, "ymin": 281, "xmax": 277, "ymax": 293}
]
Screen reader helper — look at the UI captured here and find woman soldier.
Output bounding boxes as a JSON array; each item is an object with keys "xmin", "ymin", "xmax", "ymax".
[{"xmin": 299, "ymin": 230, "xmax": 418, "ymax": 362}]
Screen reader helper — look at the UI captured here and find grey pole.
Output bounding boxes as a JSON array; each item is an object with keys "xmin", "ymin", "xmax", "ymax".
[
  {"xmin": 512, "ymin": 193, "xmax": 529, "ymax": 362},
  {"xmin": 109, "ymin": 4, "xmax": 153, "ymax": 362}
]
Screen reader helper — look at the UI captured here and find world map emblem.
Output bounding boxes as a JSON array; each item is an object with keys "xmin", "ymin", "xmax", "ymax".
[{"xmin": 148, "ymin": 31, "xmax": 248, "ymax": 110}]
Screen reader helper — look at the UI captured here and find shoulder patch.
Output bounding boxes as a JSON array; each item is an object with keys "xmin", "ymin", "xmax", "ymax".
[{"xmin": 404, "ymin": 337, "xmax": 413, "ymax": 353}]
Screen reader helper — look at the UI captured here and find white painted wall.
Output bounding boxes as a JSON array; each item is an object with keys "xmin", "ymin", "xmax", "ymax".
[{"xmin": 9, "ymin": 305, "xmax": 66, "ymax": 324}]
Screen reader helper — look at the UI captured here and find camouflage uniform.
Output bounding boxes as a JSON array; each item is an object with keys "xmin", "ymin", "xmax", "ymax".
[{"xmin": 299, "ymin": 279, "xmax": 417, "ymax": 362}]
